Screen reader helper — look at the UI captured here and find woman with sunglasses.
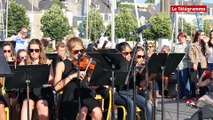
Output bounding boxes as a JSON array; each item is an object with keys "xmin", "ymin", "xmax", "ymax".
[
  {"xmin": 19, "ymin": 39, "xmax": 54, "ymax": 120},
  {"xmin": 3, "ymin": 42, "xmax": 14, "ymax": 62},
  {"xmin": 54, "ymin": 37, "xmax": 102, "ymax": 120},
  {"xmin": 115, "ymin": 42, "xmax": 152, "ymax": 120}
]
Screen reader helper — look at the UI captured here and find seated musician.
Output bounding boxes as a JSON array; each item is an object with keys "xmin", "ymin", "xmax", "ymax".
[
  {"xmin": 16, "ymin": 49, "xmax": 28, "ymax": 65},
  {"xmin": 115, "ymin": 42, "xmax": 152, "ymax": 120},
  {"xmin": 0, "ymin": 42, "xmax": 16, "ymax": 120},
  {"xmin": 55, "ymin": 41, "xmax": 67, "ymax": 61},
  {"xmin": 159, "ymin": 45, "xmax": 170, "ymax": 95},
  {"xmin": 41, "ymin": 38, "xmax": 49, "ymax": 52},
  {"xmin": 54, "ymin": 37, "xmax": 102, "ymax": 120},
  {"xmin": 134, "ymin": 46, "xmax": 161, "ymax": 101},
  {"xmin": 19, "ymin": 39, "xmax": 54, "ymax": 120},
  {"xmin": 3, "ymin": 41, "xmax": 15, "ymax": 62}
]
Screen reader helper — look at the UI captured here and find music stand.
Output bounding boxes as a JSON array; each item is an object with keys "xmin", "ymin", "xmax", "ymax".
[
  {"xmin": 0, "ymin": 41, "xmax": 16, "ymax": 49},
  {"xmin": 0, "ymin": 49, "xmax": 13, "ymax": 77},
  {"xmin": 87, "ymin": 49, "xmax": 128, "ymax": 120},
  {"xmin": 5, "ymin": 64, "xmax": 50, "ymax": 120},
  {"xmin": 146, "ymin": 53, "xmax": 184, "ymax": 120},
  {"xmin": 46, "ymin": 53, "xmax": 58, "ymax": 73},
  {"xmin": 90, "ymin": 63, "xmax": 128, "ymax": 86}
]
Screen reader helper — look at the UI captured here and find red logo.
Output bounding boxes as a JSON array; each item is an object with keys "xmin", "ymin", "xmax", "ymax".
[{"xmin": 170, "ymin": 5, "xmax": 207, "ymax": 12}]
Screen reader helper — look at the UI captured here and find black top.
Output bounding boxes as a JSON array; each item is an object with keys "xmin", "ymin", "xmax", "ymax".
[
  {"xmin": 116, "ymin": 66, "xmax": 144, "ymax": 91},
  {"xmin": 61, "ymin": 59, "xmax": 79, "ymax": 102},
  {"xmin": 59, "ymin": 59, "xmax": 99, "ymax": 120}
]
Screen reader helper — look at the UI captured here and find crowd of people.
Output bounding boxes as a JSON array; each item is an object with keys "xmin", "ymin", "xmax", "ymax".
[{"xmin": 0, "ymin": 27, "xmax": 212, "ymax": 120}]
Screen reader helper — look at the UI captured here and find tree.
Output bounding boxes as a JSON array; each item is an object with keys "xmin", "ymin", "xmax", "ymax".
[
  {"xmin": 40, "ymin": 4, "xmax": 71, "ymax": 41},
  {"xmin": 178, "ymin": 17, "xmax": 196, "ymax": 36},
  {"xmin": 145, "ymin": 0, "xmax": 155, "ymax": 3},
  {"xmin": 7, "ymin": 0, "xmax": 30, "ymax": 37},
  {"xmin": 203, "ymin": 19, "xmax": 212, "ymax": 37},
  {"xmin": 81, "ymin": 8, "xmax": 105, "ymax": 41},
  {"xmin": 115, "ymin": 9, "xmax": 137, "ymax": 41},
  {"xmin": 143, "ymin": 12, "xmax": 173, "ymax": 41}
]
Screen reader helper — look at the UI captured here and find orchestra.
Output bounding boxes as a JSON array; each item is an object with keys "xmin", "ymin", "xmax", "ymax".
[{"xmin": 1, "ymin": 30, "xmax": 212, "ymax": 120}]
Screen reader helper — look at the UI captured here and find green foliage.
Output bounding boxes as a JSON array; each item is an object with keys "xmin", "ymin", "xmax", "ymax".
[
  {"xmin": 178, "ymin": 17, "xmax": 197, "ymax": 36},
  {"xmin": 203, "ymin": 19, "xmax": 212, "ymax": 37},
  {"xmin": 117, "ymin": 4, "xmax": 134, "ymax": 9},
  {"xmin": 145, "ymin": 0, "xmax": 155, "ymax": 3},
  {"xmin": 115, "ymin": 9, "xmax": 137, "ymax": 41},
  {"xmin": 8, "ymin": 0, "xmax": 30, "ymax": 37},
  {"xmin": 143, "ymin": 12, "xmax": 172, "ymax": 40},
  {"xmin": 40, "ymin": 4, "xmax": 71, "ymax": 41},
  {"xmin": 81, "ymin": 8, "xmax": 105, "ymax": 41}
]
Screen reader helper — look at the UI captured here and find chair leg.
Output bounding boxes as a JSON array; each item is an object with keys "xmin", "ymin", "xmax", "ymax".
[{"xmin": 5, "ymin": 107, "xmax": 9, "ymax": 120}]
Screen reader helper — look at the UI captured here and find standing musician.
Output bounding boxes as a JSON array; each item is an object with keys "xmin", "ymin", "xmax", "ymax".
[
  {"xmin": 19, "ymin": 39, "xmax": 54, "ymax": 120},
  {"xmin": 54, "ymin": 37, "xmax": 102, "ymax": 120}
]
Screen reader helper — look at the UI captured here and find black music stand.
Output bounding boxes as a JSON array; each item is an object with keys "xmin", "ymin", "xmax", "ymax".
[
  {"xmin": 0, "ymin": 49, "xmax": 13, "ymax": 77},
  {"xmin": 0, "ymin": 41, "xmax": 16, "ymax": 49},
  {"xmin": 87, "ymin": 49, "xmax": 128, "ymax": 120},
  {"xmin": 5, "ymin": 64, "xmax": 50, "ymax": 120},
  {"xmin": 146, "ymin": 53, "xmax": 184, "ymax": 120},
  {"xmin": 46, "ymin": 53, "xmax": 58, "ymax": 73}
]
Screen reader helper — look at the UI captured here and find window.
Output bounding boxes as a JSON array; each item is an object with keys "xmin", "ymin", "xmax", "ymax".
[
  {"xmin": 95, "ymin": 5, "xmax": 100, "ymax": 10},
  {"xmin": 108, "ymin": 14, "xmax": 111, "ymax": 21}
]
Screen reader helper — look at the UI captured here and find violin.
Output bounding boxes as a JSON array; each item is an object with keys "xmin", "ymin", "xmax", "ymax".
[{"xmin": 72, "ymin": 55, "xmax": 95, "ymax": 71}]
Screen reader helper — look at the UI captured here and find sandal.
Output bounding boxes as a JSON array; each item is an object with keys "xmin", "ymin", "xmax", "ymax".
[
  {"xmin": 189, "ymin": 101, "xmax": 198, "ymax": 108},
  {"xmin": 155, "ymin": 93, "xmax": 162, "ymax": 98}
]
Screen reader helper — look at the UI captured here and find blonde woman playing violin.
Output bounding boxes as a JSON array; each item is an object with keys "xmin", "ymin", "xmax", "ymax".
[{"xmin": 54, "ymin": 37, "xmax": 102, "ymax": 120}]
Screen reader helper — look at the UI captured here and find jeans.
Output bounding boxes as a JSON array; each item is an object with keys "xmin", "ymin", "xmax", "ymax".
[
  {"xmin": 176, "ymin": 68, "xmax": 190, "ymax": 98},
  {"xmin": 207, "ymin": 63, "xmax": 213, "ymax": 70},
  {"xmin": 115, "ymin": 90, "xmax": 152, "ymax": 120},
  {"xmin": 114, "ymin": 91, "xmax": 134, "ymax": 120}
]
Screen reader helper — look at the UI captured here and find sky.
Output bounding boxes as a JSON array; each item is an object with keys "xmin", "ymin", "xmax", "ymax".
[
  {"xmin": 136, "ymin": 0, "xmax": 145, "ymax": 3},
  {"xmin": 202, "ymin": 0, "xmax": 213, "ymax": 3}
]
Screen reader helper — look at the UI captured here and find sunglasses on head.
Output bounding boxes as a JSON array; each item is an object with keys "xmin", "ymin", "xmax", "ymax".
[
  {"xmin": 73, "ymin": 49, "xmax": 84, "ymax": 54},
  {"xmin": 137, "ymin": 55, "xmax": 145, "ymax": 59},
  {"xmin": 122, "ymin": 51, "xmax": 133, "ymax": 56},
  {"xmin": 3, "ymin": 50, "xmax": 11, "ymax": 53},
  {"xmin": 29, "ymin": 49, "xmax": 40, "ymax": 53}
]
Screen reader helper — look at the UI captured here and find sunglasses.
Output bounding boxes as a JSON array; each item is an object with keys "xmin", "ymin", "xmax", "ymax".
[
  {"xmin": 122, "ymin": 51, "xmax": 133, "ymax": 56},
  {"xmin": 73, "ymin": 49, "xmax": 84, "ymax": 54},
  {"xmin": 137, "ymin": 55, "xmax": 145, "ymax": 59},
  {"xmin": 3, "ymin": 50, "xmax": 11, "ymax": 53},
  {"xmin": 29, "ymin": 49, "xmax": 40, "ymax": 53},
  {"xmin": 20, "ymin": 31, "xmax": 28, "ymax": 36},
  {"xmin": 19, "ymin": 56, "xmax": 27, "ymax": 60}
]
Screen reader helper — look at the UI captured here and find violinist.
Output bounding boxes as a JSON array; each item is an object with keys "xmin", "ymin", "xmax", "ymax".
[{"xmin": 54, "ymin": 37, "xmax": 102, "ymax": 120}]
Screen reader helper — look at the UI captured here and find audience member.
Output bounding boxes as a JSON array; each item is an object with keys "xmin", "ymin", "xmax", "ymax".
[{"xmin": 174, "ymin": 32, "xmax": 191, "ymax": 99}]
